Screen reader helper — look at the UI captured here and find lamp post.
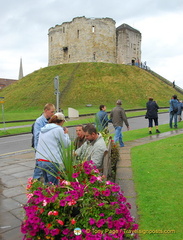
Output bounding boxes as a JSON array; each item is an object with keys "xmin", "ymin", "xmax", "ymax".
[
  {"xmin": 0, "ymin": 97, "xmax": 5, "ymax": 130},
  {"xmin": 54, "ymin": 76, "xmax": 60, "ymax": 112}
]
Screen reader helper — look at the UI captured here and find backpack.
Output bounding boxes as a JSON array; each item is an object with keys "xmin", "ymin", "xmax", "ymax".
[
  {"xmin": 173, "ymin": 107, "xmax": 178, "ymax": 113},
  {"xmin": 31, "ymin": 123, "xmax": 35, "ymax": 148}
]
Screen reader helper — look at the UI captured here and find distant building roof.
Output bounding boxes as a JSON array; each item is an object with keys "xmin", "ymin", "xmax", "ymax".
[
  {"xmin": 116, "ymin": 23, "xmax": 141, "ymax": 34},
  {"xmin": 0, "ymin": 78, "xmax": 17, "ymax": 90}
]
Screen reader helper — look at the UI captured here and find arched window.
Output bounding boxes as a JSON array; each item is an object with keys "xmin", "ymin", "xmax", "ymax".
[{"xmin": 92, "ymin": 26, "xmax": 95, "ymax": 33}]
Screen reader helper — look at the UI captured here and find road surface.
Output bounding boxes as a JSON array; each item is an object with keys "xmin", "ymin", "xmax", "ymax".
[{"xmin": 0, "ymin": 113, "xmax": 169, "ymax": 156}]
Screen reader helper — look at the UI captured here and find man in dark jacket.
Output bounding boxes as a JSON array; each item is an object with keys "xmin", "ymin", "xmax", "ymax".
[
  {"xmin": 146, "ymin": 97, "xmax": 160, "ymax": 134},
  {"xmin": 110, "ymin": 100, "xmax": 129, "ymax": 147}
]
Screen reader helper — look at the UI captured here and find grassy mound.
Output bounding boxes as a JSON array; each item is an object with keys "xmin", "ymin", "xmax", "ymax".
[{"xmin": 1, "ymin": 62, "xmax": 182, "ymax": 111}]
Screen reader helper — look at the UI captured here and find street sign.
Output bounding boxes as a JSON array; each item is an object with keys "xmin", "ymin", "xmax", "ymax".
[
  {"xmin": 54, "ymin": 76, "xmax": 59, "ymax": 91},
  {"xmin": 0, "ymin": 97, "xmax": 4, "ymax": 104}
]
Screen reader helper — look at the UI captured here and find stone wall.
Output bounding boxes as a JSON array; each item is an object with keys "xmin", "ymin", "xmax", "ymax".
[
  {"xmin": 116, "ymin": 24, "xmax": 141, "ymax": 65},
  {"xmin": 48, "ymin": 17, "xmax": 141, "ymax": 66}
]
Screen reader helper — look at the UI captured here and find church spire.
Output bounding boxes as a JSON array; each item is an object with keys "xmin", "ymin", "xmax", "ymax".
[{"xmin": 18, "ymin": 58, "xmax": 23, "ymax": 80}]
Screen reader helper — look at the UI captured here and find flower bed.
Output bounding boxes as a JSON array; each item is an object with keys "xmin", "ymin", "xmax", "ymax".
[{"xmin": 21, "ymin": 160, "xmax": 138, "ymax": 240}]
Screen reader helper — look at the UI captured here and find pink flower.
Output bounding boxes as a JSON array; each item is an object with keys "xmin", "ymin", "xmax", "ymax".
[
  {"xmin": 132, "ymin": 223, "xmax": 139, "ymax": 230},
  {"xmin": 89, "ymin": 175, "xmax": 97, "ymax": 183},
  {"xmin": 50, "ymin": 228, "xmax": 60, "ymax": 236},
  {"xmin": 48, "ymin": 211, "xmax": 58, "ymax": 216},
  {"xmin": 62, "ymin": 180, "xmax": 71, "ymax": 185},
  {"xmin": 99, "ymin": 213, "xmax": 105, "ymax": 217},
  {"xmin": 72, "ymin": 172, "xmax": 79, "ymax": 178},
  {"xmin": 96, "ymin": 176, "xmax": 102, "ymax": 181},
  {"xmin": 68, "ymin": 200, "xmax": 77, "ymax": 206},
  {"xmin": 102, "ymin": 189, "xmax": 111, "ymax": 196},
  {"xmin": 115, "ymin": 208, "xmax": 122, "ymax": 214},
  {"xmin": 96, "ymin": 219, "xmax": 105, "ymax": 228},
  {"xmin": 98, "ymin": 202, "xmax": 105, "ymax": 206},
  {"xmin": 63, "ymin": 228, "xmax": 70, "ymax": 235},
  {"xmin": 53, "ymin": 211, "xmax": 58, "ymax": 216},
  {"xmin": 111, "ymin": 185, "xmax": 120, "ymax": 192},
  {"xmin": 60, "ymin": 199, "xmax": 66, "ymax": 206},
  {"xmin": 94, "ymin": 190, "xmax": 100, "ymax": 197},
  {"xmin": 65, "ymin": 195, "xmax": 72, "ymax": 201},
  {"xmin": 48, "ymin": 211, "xmax": 53, "ymax": 216},
  {"xmin": 27, "ymin": 193, "xmax": 33, "ymax": 200},
  {"xmin": 42, "ymin": 200, "xmax": 48, "ymax": 206},
  {"xmin": 84, "ymin": 168, "xmax": 91, "ymax": 174},
  {"xmin": 57, "ymin": 219, "xmax": 64, "ymax": 225},
  {"xmin": 71, "ymin": 218, "xmax": 76, "ymax": 225},
  {"xmin": 89, "ymin": 218, "xmax": 95, "ymax": 225}
]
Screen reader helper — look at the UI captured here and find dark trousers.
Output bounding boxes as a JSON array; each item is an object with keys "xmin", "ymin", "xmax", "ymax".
[{"xmin": 148, "ymin": 118, "xmax": 158, "ymax": 127}]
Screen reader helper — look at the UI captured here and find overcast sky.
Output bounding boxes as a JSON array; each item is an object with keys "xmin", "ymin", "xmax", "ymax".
[{"xmin": 1, "ymin": 0, "xmax": 183, "ymax": 88}]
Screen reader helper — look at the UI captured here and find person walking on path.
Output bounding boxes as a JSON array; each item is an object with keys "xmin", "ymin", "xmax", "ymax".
[
  {"xmin": 35, "ymin": 112, "xmax": 70, "ymax": 184},
  {"xmin": 146, "ymin": 97, "xmax": 160, "ymax": 134},
  {"xmin": 169, "ymin": 95, "xmax": 179, "ymax": 128},
  {"xmin": 32, "ymin": 103, "xmax": 55, "ymax": 180},
  {"xmin": 110, "ymin": 99, "xmax": 129, "ymax": 147},
  {"xmin": 95, "ymin": 105, "xmax": 110, "ymax": 131},
  {"xmin": 177, "ymin": 100, "xmax": 183, "ymax": 122}
]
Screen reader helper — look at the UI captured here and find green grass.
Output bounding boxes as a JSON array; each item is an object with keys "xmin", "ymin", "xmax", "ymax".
[
  {"xmin": 0, "ymin": 105, "xmax": 168, "ymax": 122},
  {"xmin": 123, "ymin": 121, "xmax": 183, "ymax": 142},
  {"xmin": 1, "ymin": 62, "xmax": 182, "ymax": 111},
  {"xmin": 131, "ymin": 134, "xmax": 183, "ymax": 239}
]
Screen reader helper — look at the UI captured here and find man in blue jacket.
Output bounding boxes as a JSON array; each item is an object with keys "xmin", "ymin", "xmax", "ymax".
[
  {"xmin": 96, "ymin": 105, "xmax": 109, "ymax": 131},
  {"xmin": 169, "ymin": 95, "xmax": 179, "ymax": 128},
  {"xmin": 33, "ymin": 103, "xmax": 55, "ymax": 179}
]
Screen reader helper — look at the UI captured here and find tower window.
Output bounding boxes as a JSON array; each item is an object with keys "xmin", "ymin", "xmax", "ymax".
[
  {"xmin": 92, "ymin": 26, "xmax": 95, "ymax": 33},
  {"xmin": 93, "ymin": 52, "xmax": 96, "ymax": 60},
  {"xmin": 63, "ymin": 47, "xmax": 68, "ymax": 52},
  {"xmin": 77, "ymin": 30, "xmax": 79, "ymax": 38},
  {"xmin": 63, "ymin": 27, "xmax": 65, "ymax": 33}
]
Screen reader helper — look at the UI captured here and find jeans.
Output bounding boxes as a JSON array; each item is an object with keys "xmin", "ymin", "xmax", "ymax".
[
  {"xmin": 169, "ymin": 112, "xmax": 178, "ymax": 128},
  {"xmin": 33, "ymin": 160, "xmax": 43, "ymax": 179},
  {"xmin": 114, "ymin": 126, "xmax": 124, "ymax": 147},
  {"xmin": 42, "ymin": 162, "xmax": 59, "ymax": 185}
]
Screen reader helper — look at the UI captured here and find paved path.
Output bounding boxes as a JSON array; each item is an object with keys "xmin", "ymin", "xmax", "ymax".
[{"xmin": 0, "ymin": 128, "xmax": 183, "ymax": 240}]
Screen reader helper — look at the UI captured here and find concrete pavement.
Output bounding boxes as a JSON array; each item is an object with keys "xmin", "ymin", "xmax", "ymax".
[{"xmin": 0, "ymin": 128, "xmax": 183, "ymax": 240}]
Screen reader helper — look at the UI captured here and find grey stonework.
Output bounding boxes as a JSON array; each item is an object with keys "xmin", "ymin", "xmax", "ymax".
[{"xmin": 48, "ymin": 16, "xmax": 141, "ymax": 66}]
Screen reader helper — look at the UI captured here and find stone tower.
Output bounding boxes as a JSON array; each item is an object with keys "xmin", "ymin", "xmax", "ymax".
[
  {"xmin": 18, "ymin": 58, "xmax": 23, "ymax": 80},
  {"xmin": 48, "ymin": 17, "xmax": 116, "ymax": 65},
  {"xmin": 48, "ymin": 17, "xmax": 141, "ymax": 66},
  {"xmin": 116, "ymin": 23, "xmax": 141, "ymax": 65}
]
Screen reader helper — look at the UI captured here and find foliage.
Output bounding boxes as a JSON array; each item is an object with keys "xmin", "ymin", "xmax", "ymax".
[
  {"xmin": 110, "ymin": 141, "xmax": 120, "ymax": 181},
  {"xmin": 21, "ymin": 160, "xmax": 138, "ymax": 240}
]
